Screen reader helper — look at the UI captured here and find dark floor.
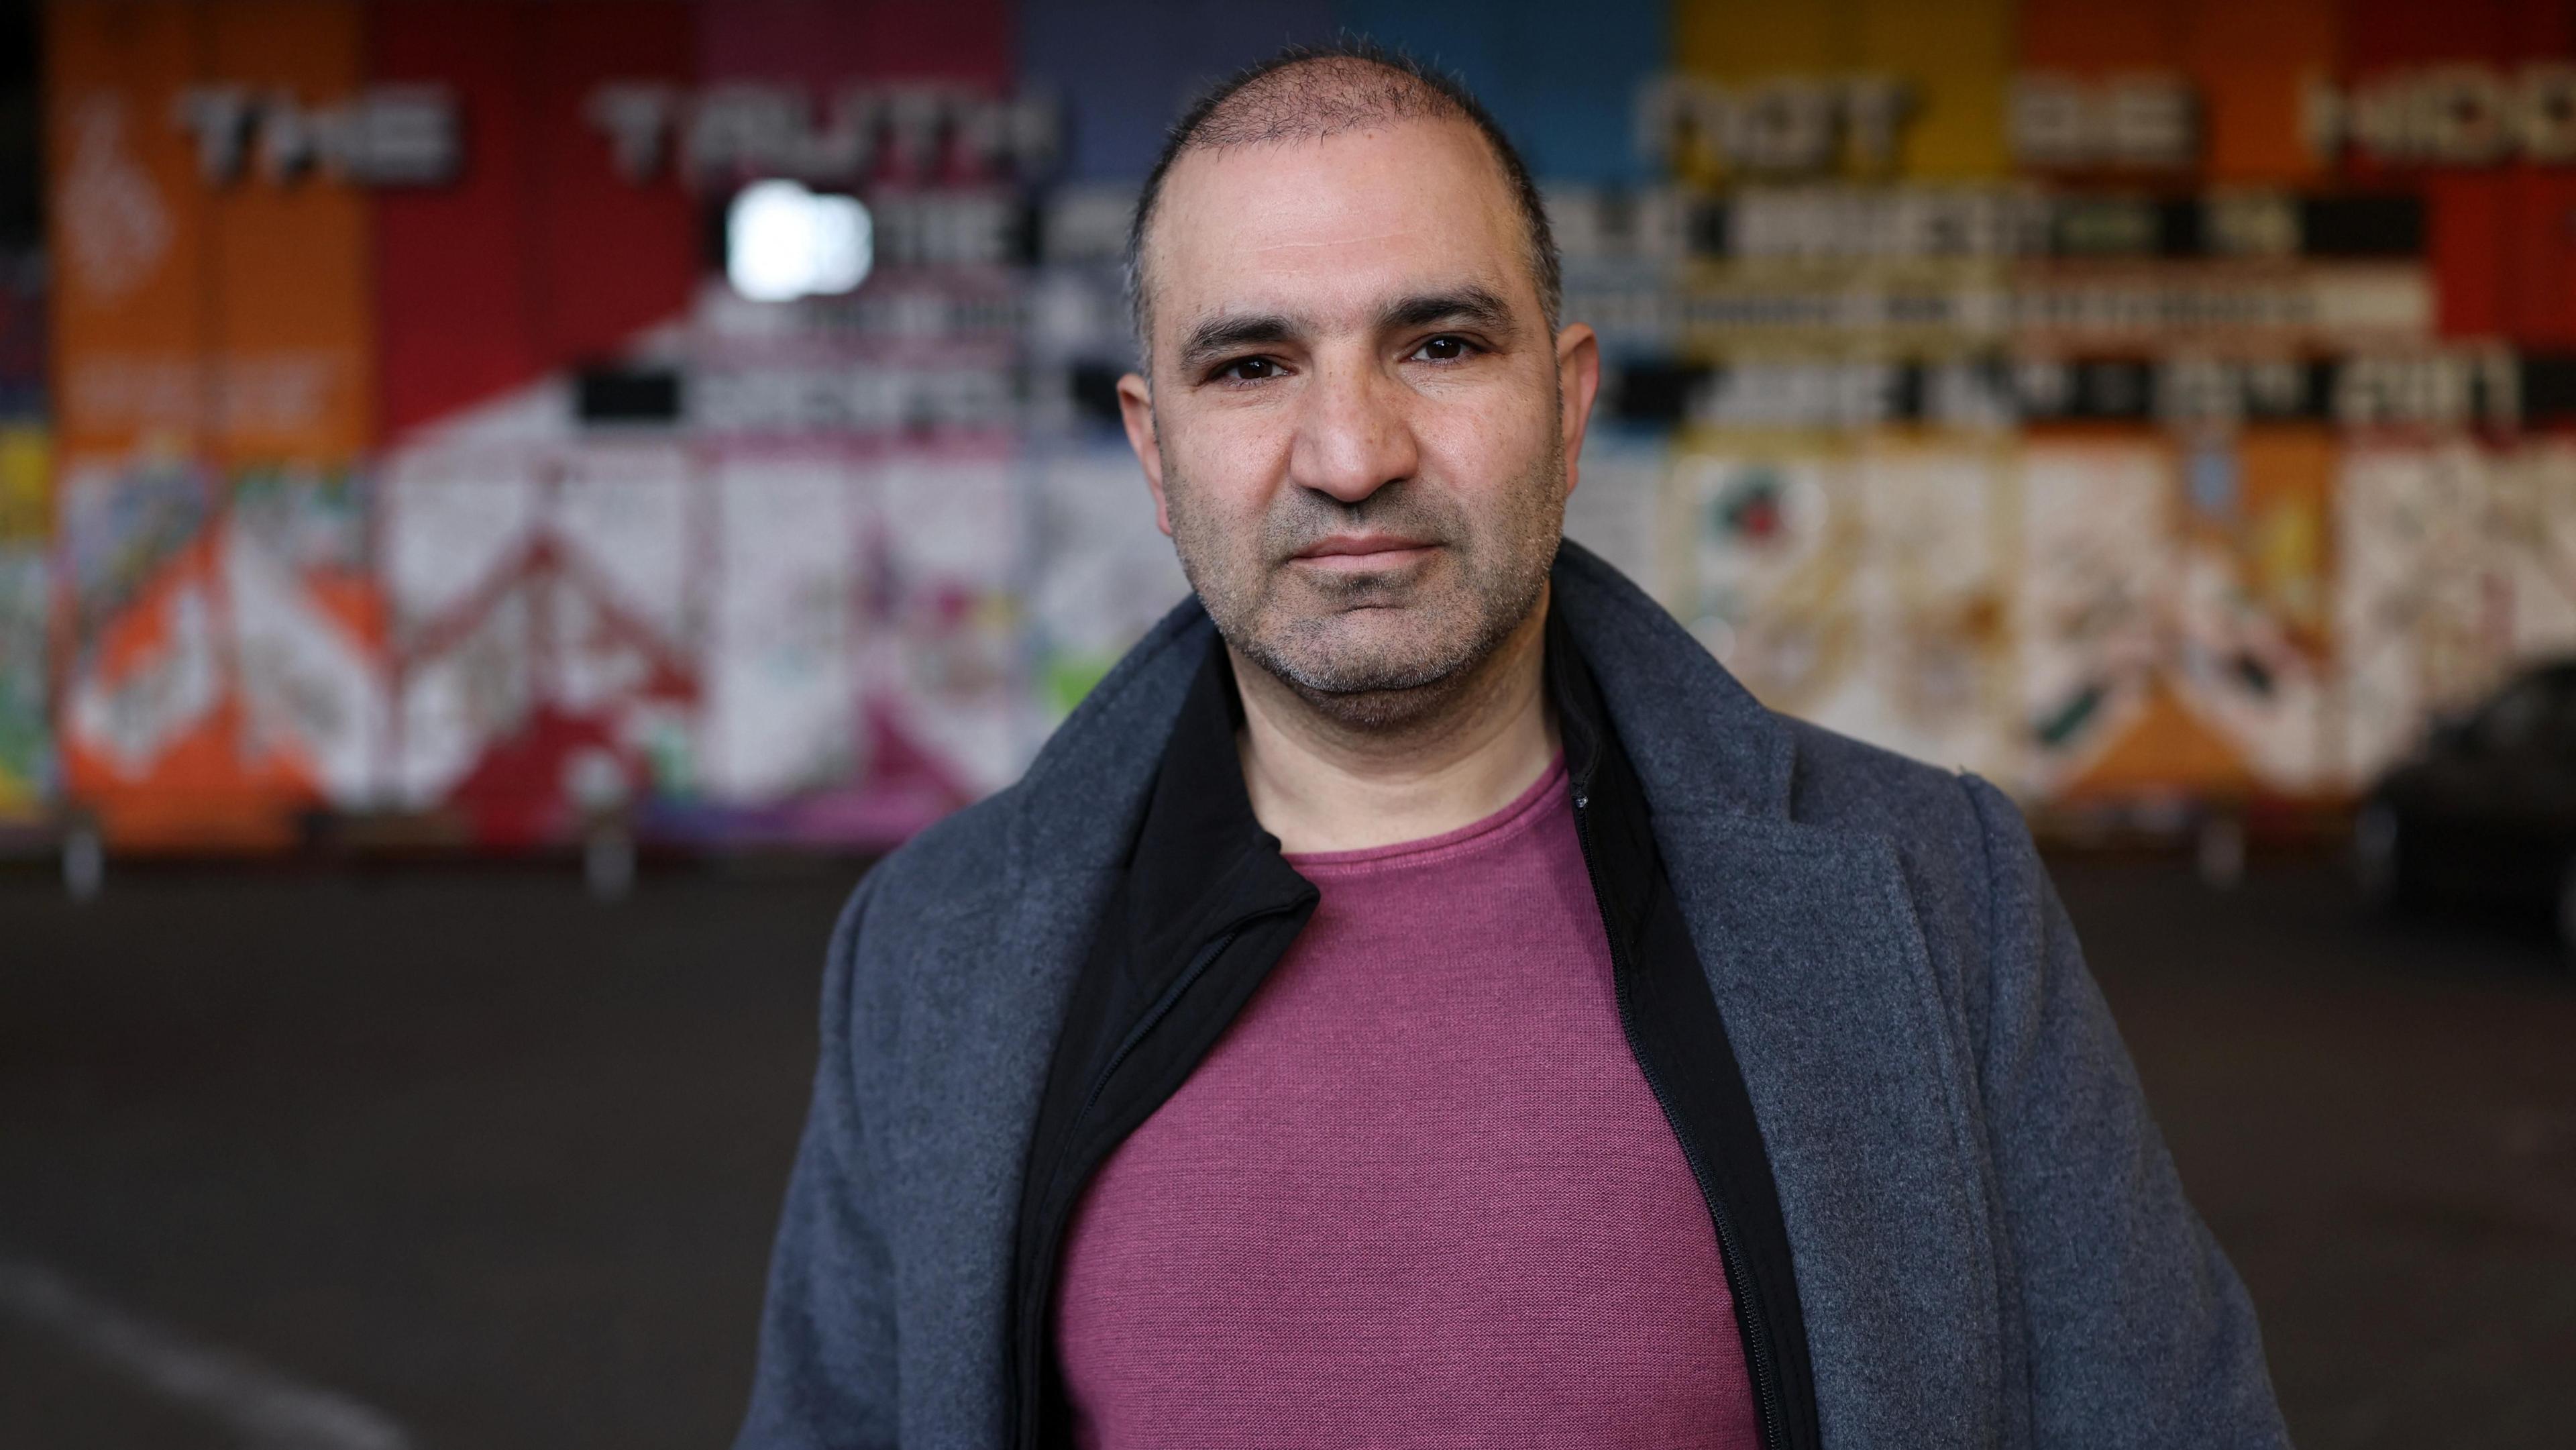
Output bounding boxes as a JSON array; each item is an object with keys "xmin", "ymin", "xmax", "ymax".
[{"xmin": 0, "ymin": 854, "xmax": 2570, "ymax": 1448}]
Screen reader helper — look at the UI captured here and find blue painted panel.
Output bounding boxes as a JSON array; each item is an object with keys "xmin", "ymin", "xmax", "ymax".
[
  {"xmin": 1335, "ymin": 0, "xmax": 1670, "ymax": 182},
  {"xmin": 1018, "ymin": 1, "xmax": 1340, "ymax": 180}
]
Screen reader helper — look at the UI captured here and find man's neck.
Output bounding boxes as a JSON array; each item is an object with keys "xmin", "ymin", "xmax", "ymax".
[{"xmin": 1231, "ymin": 590, "xmax": 1558, "ymax": 856}]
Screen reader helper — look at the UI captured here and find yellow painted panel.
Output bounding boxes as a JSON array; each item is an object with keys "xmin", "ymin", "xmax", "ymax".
[
  {"xmin": 1852, "ymin": 0, "xmax": 2012, "ymax": 178},
  {"xmin": 0, "ymin": 424, "xmax": 45, "ymax": 540},
  {"xmin": 1676, "ymin": 0, "xmax": 1847, "ymax": 79}
]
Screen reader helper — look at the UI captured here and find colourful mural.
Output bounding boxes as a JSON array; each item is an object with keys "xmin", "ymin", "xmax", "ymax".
[
  {"xmin": 0, "ymin": 423, "xmax": 46, "ymax": 819},
  {"xmin": 15, "ymin": 0, "xmax": 2576, "ymax": 851}
]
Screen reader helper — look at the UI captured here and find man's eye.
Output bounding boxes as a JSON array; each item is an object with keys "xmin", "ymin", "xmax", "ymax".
[
  {"xmin": 1412, "ymin": 335, "xmax": 1474, "ymax": 362},
  {"xmin": 1216, "ymin": 357, "xmax": 1281, "ymax": 382}
]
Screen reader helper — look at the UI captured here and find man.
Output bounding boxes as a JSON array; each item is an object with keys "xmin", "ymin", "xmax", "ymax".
[{"xmin": 738, "ymin": 42, "xmax": 2289, "ymax": 1450}]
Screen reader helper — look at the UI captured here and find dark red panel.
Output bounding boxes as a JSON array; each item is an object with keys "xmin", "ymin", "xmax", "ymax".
[
  {"xmin": 2504, "ymin": 171, "xmax": 2576, "ymax": 345},
  {"xmin": 525, "ymin": 0, "xmax": 699, "ymax": 368},
  {"xmin": 2427, "ymin": 173, "xmax": 2509, "ymax": 337},
  {"xmin": 698, "ymin": 0, "xmax": 1012, "ymax": 91},
  {"xmin": 2503, "ymin": 0, "xmax": 2576, "ymax": 55},
  {"xmin": 371, "ymin": 0, "xmax": 543, "ymax": 438},
  {"xmin": 2018, "ymin": 0, "xmax": 2182, "ymax": 73},
  {"xmin": 2340, "ymin": 0, "xmax": 2512, "ymax": 72}
]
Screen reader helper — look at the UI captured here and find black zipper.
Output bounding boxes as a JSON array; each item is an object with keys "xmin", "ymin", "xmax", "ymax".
[
  {"xmin": 1071, "ymin": 927, "xmax": 1240, "ymax": 1130},
  {"xmin": 1015, "ymin": 911, "xmax": 1288, "ymax": 1449},
  {"xmin": 1570, "ymin": 778, "xmax": 1789, "ymax": 1450}
]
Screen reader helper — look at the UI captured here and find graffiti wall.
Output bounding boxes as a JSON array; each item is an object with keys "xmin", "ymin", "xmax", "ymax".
[{"xmin": 21, "ymin": 0, "xmax": 2576, "ymax": 849}]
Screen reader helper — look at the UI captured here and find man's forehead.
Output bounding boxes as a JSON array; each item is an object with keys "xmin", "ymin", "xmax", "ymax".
[{"xmin": 1144, "ymin": 119, "xmax": 1533, "ymax": 333}]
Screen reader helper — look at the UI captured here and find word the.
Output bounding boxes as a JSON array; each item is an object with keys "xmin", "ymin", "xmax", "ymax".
[{"xmin": 172, "ymin": 85, "xmax": 458, "ymax": 185}]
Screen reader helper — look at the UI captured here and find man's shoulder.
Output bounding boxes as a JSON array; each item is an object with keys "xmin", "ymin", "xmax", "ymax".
[
  {"xmin": 1778, "ymin": 715, "xmax": 1996, "ymax": 847},
  {"xmin": 1768, "ymin": 714, "xmax": 2025, "ymax": 946},
  {"xmin": 851, "ymin": 786, "xmax": 1026, "ymax": 931}
]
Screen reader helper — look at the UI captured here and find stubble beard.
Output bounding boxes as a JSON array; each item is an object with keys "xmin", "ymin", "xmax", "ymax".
[{"xmin": 1163, "ymin": 435, "xmax": 1566, "ymax": 735}]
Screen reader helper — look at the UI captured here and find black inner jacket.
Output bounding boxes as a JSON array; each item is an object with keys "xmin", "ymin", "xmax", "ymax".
[{"xmin": 1008, "ymin": 602, "xmax": 1822, "ymax": 1450}]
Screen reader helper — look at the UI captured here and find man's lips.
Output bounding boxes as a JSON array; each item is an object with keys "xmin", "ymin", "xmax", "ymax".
[{"xmin": 1289, "ymin": 535, "xmax": 1440, "ymax": 571}]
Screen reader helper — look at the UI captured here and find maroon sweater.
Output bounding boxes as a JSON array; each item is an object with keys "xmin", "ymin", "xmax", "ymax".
[{"xmin": 1053, "ymin": 756, "xmax": 1760, "ymax": 1447}]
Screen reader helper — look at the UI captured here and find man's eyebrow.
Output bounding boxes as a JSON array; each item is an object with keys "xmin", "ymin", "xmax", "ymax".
[
  {"xmin": 1379, "ymin": 287, "xmax": 1517, "ymax": 337},
  {"xmin": 1175, "ymin": 313, "xmax": 1303, "ymax": 372}
]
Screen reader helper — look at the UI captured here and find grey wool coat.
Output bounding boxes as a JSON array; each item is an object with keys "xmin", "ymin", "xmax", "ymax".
[{"xmin": 736, "ymin": 541, "xmax": 2292, "ymax": 1449}]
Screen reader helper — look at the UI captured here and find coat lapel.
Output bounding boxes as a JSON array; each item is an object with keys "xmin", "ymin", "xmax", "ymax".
[
  {"xmin": 871, "ymin": 600, "xmax": 1220, "ymax": 1441},
  {"xmin": 876, "ymin": 867, "xmax": 1116, "ymax": 1441},
  {"xmin": 1654, "ymin": 814, "xmax": 2002, "ymax": 1447},
  {"xmin": 1556, "ymin": 542, "xmax": 2004, "ymax": 1447}
]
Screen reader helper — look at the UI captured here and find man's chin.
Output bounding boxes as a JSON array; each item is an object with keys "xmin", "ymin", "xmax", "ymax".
[
  {"xmin": 1212, "ymin": 571, "xmax": 1548, "ymax": 731},
  {"xmin": 1269, "ymin": 666, "xmax": 1472, "ymax": 733},
  {"xmin": 1263, "ymin": 610, "xmax": 1458, "ymax": 685},
  {"xmin": 1232, "ymin": 615, "xmax": 1484, "ymax": 725}
]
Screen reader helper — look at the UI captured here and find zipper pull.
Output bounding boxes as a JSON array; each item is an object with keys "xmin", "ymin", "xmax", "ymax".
[{"xmin": 1572, "ymin": 786, "xmax": 1589, "ymax": 811}]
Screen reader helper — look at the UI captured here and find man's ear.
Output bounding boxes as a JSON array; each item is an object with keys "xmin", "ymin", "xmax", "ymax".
[
  {"xmin": 1554, "ymin": 322, "xmax": 1602, "ymax": 501},
  {"xmin": 1117, "ymin": 371, "xmax": 1172, "ymax": 537}
]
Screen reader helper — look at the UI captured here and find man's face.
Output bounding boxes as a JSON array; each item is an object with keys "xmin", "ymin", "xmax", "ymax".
[{"xmin": 1120, "ymin": 118, "xmax": 1599, "ymax": 723}]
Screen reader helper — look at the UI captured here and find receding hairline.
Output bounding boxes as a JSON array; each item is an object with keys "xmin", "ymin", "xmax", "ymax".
[
  {"xmin": 1142, "ymin": 113, "xmax": 1532, "ymax": 313},
  {"xmin": 1126, "ymin": 47, "xmax": 1564, "ymax": 373},
  {"xmin": 1185, "ymin": 52, "xmax": 1475, "ymax": 146}
]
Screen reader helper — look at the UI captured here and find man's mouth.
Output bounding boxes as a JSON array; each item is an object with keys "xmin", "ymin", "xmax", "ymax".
[{"xmin": 1289, "ymin": 533, "xmax": 1440, "ymax": 573}]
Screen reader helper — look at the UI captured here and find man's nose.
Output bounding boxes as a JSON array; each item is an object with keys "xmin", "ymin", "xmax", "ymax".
[{"xmin": 1288, "ymin": 356, "xmax": 1418, "ymax": 505}]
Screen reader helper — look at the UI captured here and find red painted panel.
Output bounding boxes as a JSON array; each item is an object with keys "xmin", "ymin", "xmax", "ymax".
[
  {"xmin": 2340, "ymin": 0, "xmax": 2512, "ymax": 72},
  {"xmin": 698, "ymin": 0, "xmax": 1012, "ymax": 91},
  {"xmin": 2426, "ymin": 173, "xmax": 2510, "ymax": 336},
  {"xmin": 525, "ymin": 1, "xmax": 699, "ymax": 368},
  {"xmin": 2503, "ymin": 170, "xmax": 2576, "ymax": 344},
  {"xmin": 370, "ymin": 0, "xmax": 543, "ymax": 438},
  {"xmin": 2504, "ymin": 0, "xmax": 2576, "ymax": 55},
  {"xmin": 2017, "ymin": 0, "xmax": 2182, "ymax": 73},
  {"xmin": 2182, "ymin": 0, "xmax": 2339, "ymax": 183}
]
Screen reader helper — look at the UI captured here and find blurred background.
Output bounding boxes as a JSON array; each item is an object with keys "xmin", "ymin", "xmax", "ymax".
[{"xmin": 1, "ymin": 0, "xmax": 2571, "ymax": 1446}]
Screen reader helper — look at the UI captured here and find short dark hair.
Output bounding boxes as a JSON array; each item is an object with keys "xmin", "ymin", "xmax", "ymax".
[{"xmin": 1124, "ymin": 38, "xmax": 1564, "ymax": 370}]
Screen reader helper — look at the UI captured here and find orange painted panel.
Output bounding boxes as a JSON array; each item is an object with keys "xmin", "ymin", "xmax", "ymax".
[
  {"xmin": 45, "ymin": 1, "xmax": 378, "ymax": 847},
  {"xmin": 2183, "ymin": 0, "xmax": 2339, "ymax": 183},
  {"xmin": 202, "ymin": 0, "xmax": 375, "ymax": 465},
  {"xmin": 45, "ymin": 0, "xmax": 210, "ymax": 456},
  {"xmin": 2234, "ymin": 428, "xmax": 2337, "ymax": 648},
  {"xmin": 54, "ymin": 518, "xmax": 314, "ymax": 850},
  {"xmin": 2017, "ymin": 0, "xmax": 2184, "ymax": 74},
  {"xmin": 2062, "ymin": 678, "xmax": 2257, "ymax": 800}
]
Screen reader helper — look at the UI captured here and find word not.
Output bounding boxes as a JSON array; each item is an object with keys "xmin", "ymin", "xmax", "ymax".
[{"xmin": 1636, "ymin": 75, "xmax": 1912, "ymax": 176}]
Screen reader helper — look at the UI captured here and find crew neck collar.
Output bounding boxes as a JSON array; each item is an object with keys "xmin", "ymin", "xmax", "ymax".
[{"xmin": 1283, "ymin": 752, "xmax": 1568, "ymax": 871}]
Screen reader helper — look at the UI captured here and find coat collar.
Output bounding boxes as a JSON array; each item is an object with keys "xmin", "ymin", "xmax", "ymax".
[{"xmin": 1001, "ymin": 537, "xmax": 1796, "ymax": 893}]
